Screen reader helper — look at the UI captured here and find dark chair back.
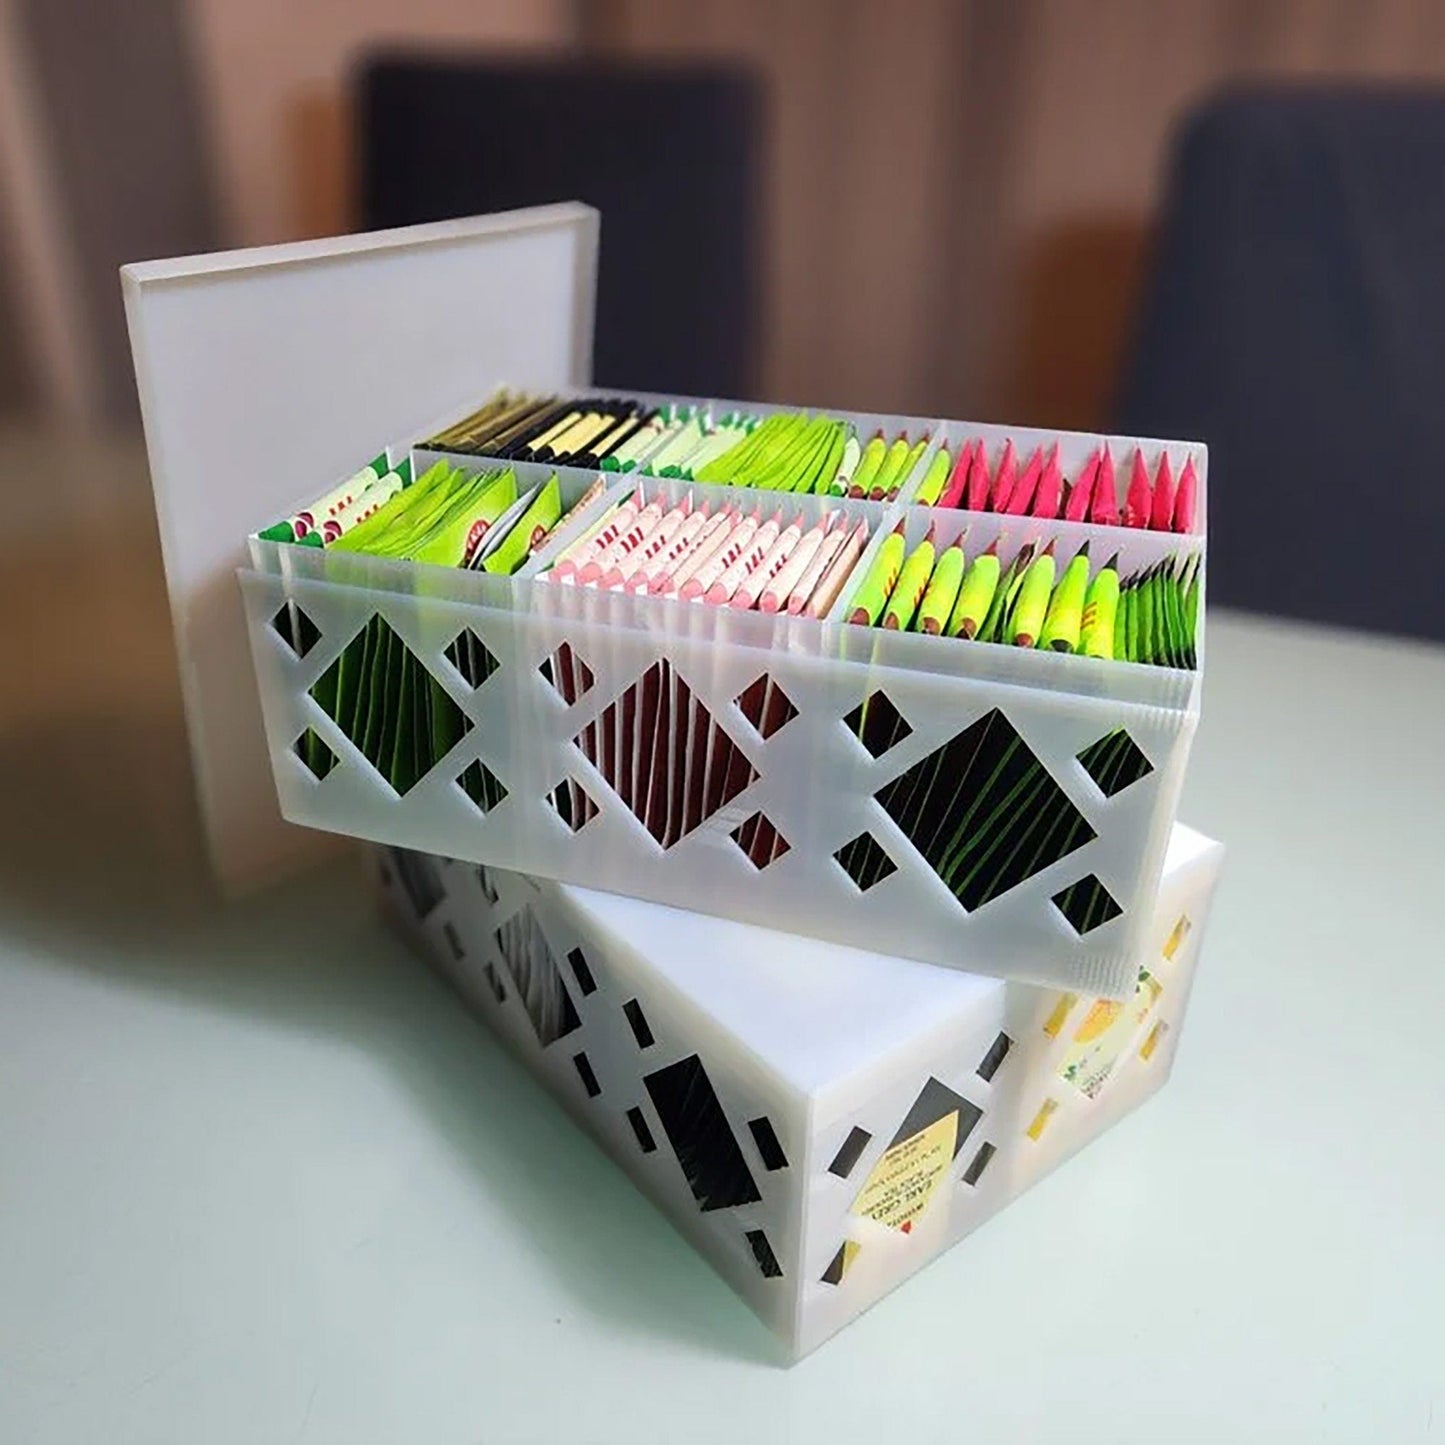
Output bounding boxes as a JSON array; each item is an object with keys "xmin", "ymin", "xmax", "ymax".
[
  {"xmin": 357, "ymin": 53, "xmax": 764, "ymax": 401},
  {"xmin": 1117, "ymin": 88, "xmax": 1445, "ymax": 641}
]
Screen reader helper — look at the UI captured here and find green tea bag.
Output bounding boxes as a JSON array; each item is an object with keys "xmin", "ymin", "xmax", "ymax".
[
  {"xmin": 1163, "ymin": 565, "xmax": 1188, "ymax": 669},
  {"xmin": 469, "ymin": 483, "xmax": 540, "ymax": 569},
  {"xmin": 421, "ymin": 649, "xmax": 439, "ymax": 785},
  {"xmin": 1133, "ymin": 568, "xmax": 1152, "ymax": 665},
  {"xmin": 977, "ymin": 554, "xmax": 1024, "ymax": 644},
  {"xmin": 343, "ymin": 618, "xmax": 379, "ymax": 762},
  {"xmin": 1123, "ymin": 580, "xmax": 1140, "ymax": 664},
  {"xmin": 389, "ymin": 624, "xmax": 415, "ymax": 783},
  {"xmin": 429, "ymin": 674, "xmax": 463, "ymax": 772},
  {"xmin": 307, "ymin": 641, "xmax": 343, "ymax": 773},
  {"xmin": 389, "ymin": 647, "xmax": 419, "ymax": 794},
  {"xmin": 1182, "ymin": 556, "xmax": 1201, "ymax": 665},
  {"xmin": 807, "ymin": 423, "xmax": 848, "ymax": 496},
  {"xmin": 482, "ymin": 477, "xmax": 563, "ymax": 574},
  {"xmin": 700, "ymin": 411, "xmax": 792, "ymax": 485},
  {"xmin": 781, "ymin": 418, "xmax": 836, "ymax": 493},
  {"xmin": 361, "ymin": 620, "xmax": 397, "ymax": 772},
  {"xmin": 1148, "ymin": 565, "xmax": 1168, "ymax": 665},
  {"xmin": 759, "ymin": 415, "xmax": 825, "ymax": 490},
  {"xmin": 377, "ymin": 468, "xmax": 486, "ymax": 559},
  {"xmin": 409, "ymin": 470, "xmax": 518, "ymax": 566},
  {"xmin": 329, "ymin": 459, "xmax": 455, "ymax": 554},
  {"xmin": 1153, "ymin": 568, "xmax": 1175, "ymax": 669}
]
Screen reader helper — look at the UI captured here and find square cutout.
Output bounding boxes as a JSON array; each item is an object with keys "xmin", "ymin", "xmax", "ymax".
[
  {"xmin": 1052, "ymin": 875, "xmax": 1124, "ymax": 936},
  {"xmin": 444, "ymin": 629, "xmax": 499, "ymax": 689},
  {"xmin": 834, "ymin": 834, "xmax": 897, "ymax": 892},
  {"xmin": 844, "ymin": 690, "xmax": 912, "ymax": 759},
  {"xmin": 270, "ymin": 602, "xmax": 321, "ymax": 659},
  {"xmin": 1077, "ymin": 728, "xmax": 1153, "ymax": 798}
]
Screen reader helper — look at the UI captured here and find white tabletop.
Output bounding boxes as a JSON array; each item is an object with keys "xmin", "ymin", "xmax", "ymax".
[{"xmin": 2, "ymin": 432, "xmax": 1442, "ymax": 1443}]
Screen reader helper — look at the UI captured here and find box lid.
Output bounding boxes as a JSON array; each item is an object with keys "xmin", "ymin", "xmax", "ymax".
[{"xmin": 122, "ymin": 203, "xmax": 599, "ymax": 893}]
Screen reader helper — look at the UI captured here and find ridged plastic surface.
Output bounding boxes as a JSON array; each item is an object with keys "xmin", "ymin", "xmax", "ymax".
[{"xmin": 245, "ymin": 400, "xmax": 1205, "ymax": 997}]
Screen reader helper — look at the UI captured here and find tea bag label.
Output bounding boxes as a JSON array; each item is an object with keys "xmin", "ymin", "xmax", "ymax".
[{"xmin": 851, "ymin": 1111, "xmax": 957, "ymax": 1233}]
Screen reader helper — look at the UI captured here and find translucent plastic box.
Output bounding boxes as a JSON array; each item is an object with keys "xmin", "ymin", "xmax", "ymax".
[
  {"xmin": 381, "ymin": 822, "xmax": 1224, "ymax": 1360},
  {"xmin": 122, "ymin": 204, "xmax": 1205, "ymax": 998}
]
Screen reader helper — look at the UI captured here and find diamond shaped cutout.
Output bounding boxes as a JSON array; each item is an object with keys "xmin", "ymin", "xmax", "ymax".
[
  {"xmin": 889, "ymin": 1077, "xmax": 981, "ymax": 1158},
  {"xmin": 734, "ymin": 675, "xmax": 799, "ymax": 740},
  {"xmin": 876, "ymin": 707, "xmax": 1096, "ymax": 912},
  {"xmin": 457, "ymin": 759, "xmax": 506, "ymax": 813},
  {"xmin": 308, "ymin": 615, "xmax": 471, "ymax": 792},
  {"xmin": 495, "ymin": 905, "xmax": 581, "ymax": 1047},
  {"xmin": 844, "ymin": 690, "xmax": 911, "ymax": 758},
  {"xmin": 548, "ymin": 780, "xmax": 599, "ymax": 833},
  {"xmin": 270, "ymin": 601, "xmax": 320, "ymax": 658},
  {"xmin": 1077, "ymin": 728, "xmax": 1154, "ymax": 798},
  {"xmin": 444, "ymin": 629, "xmax": 499, "ymax": 689},
  {"xmin": 292, "ymin": 728, "xmax": 337, "ymax": 781},
  {"xmin": 1052, "ymin": 874, "xmax": 1124, "ymax": 935},
  {"xmin": 538, "ymin": 642, "xmax": 595, "ymax": 701},
  {"xmin": 730, "ymin": 813, "xmax": 790, "ymax": 869},
  {"xmin": 572, "ymin": 660, "xmax": 756, "ymax": 848},
  {"xmin": 834, "ymin": 833, "xmax": 897, "ymax": 891}
]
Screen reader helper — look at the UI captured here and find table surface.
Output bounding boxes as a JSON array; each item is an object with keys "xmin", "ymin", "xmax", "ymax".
[{"xmin": 2, "ymin": 429, "xmax": 1441, "ymax": 1444}]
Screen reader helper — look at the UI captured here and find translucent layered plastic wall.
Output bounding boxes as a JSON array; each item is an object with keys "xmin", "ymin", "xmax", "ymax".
[{"xmin": 245, "ymin": 395, "xmax": 1205, "ymax": 997}]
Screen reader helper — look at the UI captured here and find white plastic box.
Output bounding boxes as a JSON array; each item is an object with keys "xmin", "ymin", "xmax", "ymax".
[
  {"xmin": 123, "ymin": 204, "xmax": 1206, "ymax": 998},
  {"xmin": 119, "ymin": 204, "xmax": 1224, "ymax": 1364},
  {"xmin": 380, "ymin": 823, "xmax": 1224, "ymax": 1360}
]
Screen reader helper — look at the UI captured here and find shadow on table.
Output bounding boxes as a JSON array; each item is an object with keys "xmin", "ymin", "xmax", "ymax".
[{"xmin": 0, "ymin": 697, "xmax": 776, "ymax": 1366}]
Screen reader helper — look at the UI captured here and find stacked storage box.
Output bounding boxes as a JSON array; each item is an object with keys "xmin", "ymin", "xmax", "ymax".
[{"xmin": 123, "ymin": 203, "xmax": 1222, "ymax": 1359}]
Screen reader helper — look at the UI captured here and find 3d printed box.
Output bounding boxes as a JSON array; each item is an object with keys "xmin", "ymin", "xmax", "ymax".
[
  {"xmin": 244, "ymin": 420, "xmax": 1203, "ymax": 1000},
  {"xmin": 120, "ymin": 206, "xmax": 1224, "ymax": 1365},
  {"xmin": 380, "ymin": 822, "xmax": 1223, "ymax": 1360},
  {"xmin": 122, "ymin": 203, "xmax": 1206, "ymax": 997}
]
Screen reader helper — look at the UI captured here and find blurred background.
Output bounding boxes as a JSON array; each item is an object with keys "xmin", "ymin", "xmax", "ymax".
[
  {"xmin": 2, "ymin": 0, "xmax": 1444, "ymax": 909},
  {"xmin": 6, "ymin": 0, "xmax": 1445, "ymax": 431}
]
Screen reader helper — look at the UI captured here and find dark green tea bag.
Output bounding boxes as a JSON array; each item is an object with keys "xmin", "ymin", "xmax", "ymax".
[
  {"xmin": 340, "ymin": 618, "xmax": 377, "ymax": 746},
  {"xmin": 978, "ymin": 550, "xmax": 1028, "ymax": 645},
  {"xmin": 360, "ymin": 620, "xmax": 395, "ymax": 771},
  {"xmin": 389, "ymin": 647, "xmax": 419, "ymax": 794},
  {"xmin": 429, "ymin": 673, "xmax": 463, "ymax": 772},
  {"xmin": 1162, "ymin": 566, "xmax": 1187, "ymax": 669},
  {"xmin": 377, "ymin": 621, "xmax": 413, "ymax": 786},
  {"xmin": 1121, "ymin": 580, "xmax": 1138, "ymax": 664},
  {"xmin": 415, "ymin": 653, "xmax": 434, "ymax": 786},
  {"xmin": 1139, "ymin": 569, "xmax": 1159, "ymax": 665}
]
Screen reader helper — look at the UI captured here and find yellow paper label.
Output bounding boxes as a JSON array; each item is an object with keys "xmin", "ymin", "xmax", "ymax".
[
  {"xmin": 1043, "ymin": 992, "xmax": 1079, "ymax": 1038},
  {"xmin": 1139, "ymin": 1020, "xmax": 1168, "ymax": 1061},
  {"xmin": 1026, "ymin": 1098, "xmax": 1058, "ymax": 1140},
  {"xmin": 1057, "ymin": 967, "xmax": 1164, "ymax": 1099},
  {"xmin": 851, "ymin": 1112, "xmax": 957, "ymax": 1233},
  {"xmin": 1162, "ymin": 913, "xmax": 1192, "ymax": 961}
]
